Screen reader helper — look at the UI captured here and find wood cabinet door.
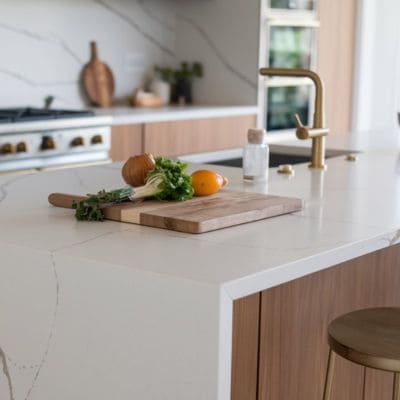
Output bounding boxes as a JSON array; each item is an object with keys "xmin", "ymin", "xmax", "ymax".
[
  {"xmin": 143, "ymin": 115, "xmax": 256, "ymax": 157},
  {"xmin": 259, "ymin": 245, "xmax": 400, "ymax": 400},
  {"xmin": 231, "ymin": 293, "xmax": 261, "ymax": 400},
  {"xmin": 110, "ymin": 124, "xmax": 143, "ymax": 161},
  {"xmin": 231, "ymin": 244, "xmax": 400, "ymax": 400},
  {"xmin": 317, "ymin": 0, "xmax": 357, "ymax": 134}
]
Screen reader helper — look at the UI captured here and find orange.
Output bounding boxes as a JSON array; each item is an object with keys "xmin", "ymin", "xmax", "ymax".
[{"xmin": 191, "ymin": 169, "xmax": 228, "ymax": 196}]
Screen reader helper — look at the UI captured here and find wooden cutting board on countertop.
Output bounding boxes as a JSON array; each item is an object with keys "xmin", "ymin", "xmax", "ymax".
[
  {"xmin": 82, "ymin": 41, "xmax": 114, "ymax": 107},
  {"xmin": 48, "ymin": 190, "xmax": 303, "ymax": 234}
]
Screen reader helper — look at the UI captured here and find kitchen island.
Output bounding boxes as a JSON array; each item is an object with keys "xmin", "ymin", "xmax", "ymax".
[{"xmin": 1, "ymin": 128, "xmax": 400, "ymax": 400}]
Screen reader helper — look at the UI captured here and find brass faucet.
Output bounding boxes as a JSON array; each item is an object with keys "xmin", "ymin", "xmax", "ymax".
[{"xmin": 259, "ymin": 68, "xmax": 329, "ymax": 169}]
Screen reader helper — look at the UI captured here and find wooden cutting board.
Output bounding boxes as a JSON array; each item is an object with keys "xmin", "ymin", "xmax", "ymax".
[
  {"xmin": 48, "ymin": 190, "xmax": 303, "ymax": 234},
  {"xmin": 82, "ymin": 41, "xmax": 114, "ymax": 108}
]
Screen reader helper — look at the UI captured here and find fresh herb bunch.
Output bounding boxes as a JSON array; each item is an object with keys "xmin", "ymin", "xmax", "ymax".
[
  {"xmin": 72, "ymin": 187, "xmax": 132, "ymax": 221},
  {"xmin": 148, "ymin": 156, "xmax": 194, "ymax": 201},
  {"xmin": 72, "ymin": 157, "xmax": 193, "ymax": 222}
]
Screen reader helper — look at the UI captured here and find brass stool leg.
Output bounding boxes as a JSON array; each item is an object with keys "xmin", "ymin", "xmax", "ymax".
[
  {"xmin": 323, "ymin": 350, "xmax": 335, "ymax": 400},
  {"xmin": 393, "ymin": 372, "xmax": 400, "ymax": 400},
  {"xmin": 362, "ymin": 367, "xmax": 367, "ymax": 400}
]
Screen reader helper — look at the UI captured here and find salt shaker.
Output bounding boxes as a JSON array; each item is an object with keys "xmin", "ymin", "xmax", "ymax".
[{"xmin": 243, "ymin": 128, "xmax": 269, "ymax": 181}]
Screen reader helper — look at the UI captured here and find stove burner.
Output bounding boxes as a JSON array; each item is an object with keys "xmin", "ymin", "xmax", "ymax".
[{"xmin": 0, "ymin": 107, "xmax": 95, "ymax": 124}]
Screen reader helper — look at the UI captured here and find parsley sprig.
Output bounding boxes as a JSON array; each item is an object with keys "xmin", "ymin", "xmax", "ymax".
[
  {"xmin": 72, "ymin": 187, "xmax": 132, "ymax": 221},
  {"xmin": 147, "ymin": 157, "xmax": 194, "ymax": 201},
  {"xmin": 72, "ymin": 157, "xmax": 193, "ymax": 221}
]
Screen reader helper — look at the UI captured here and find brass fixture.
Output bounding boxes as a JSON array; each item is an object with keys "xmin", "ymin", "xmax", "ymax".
[
  {"xmin": 346, "ymin": 154, "xmax": 358, "ymax": 162},
  {"xmin": 259, "ymin": 68, "xmax": 329, "ymax": 169},
  {"xmin": 323, "ymin": 307, "xmax": 400, "ymax": 400},
  {"xmin": 277, "ymin": 164, "xmax": 294, "ymax": 175},
  {"xmin": 0, "ymin": 143, "xmax": 14, "ymax": 155}
]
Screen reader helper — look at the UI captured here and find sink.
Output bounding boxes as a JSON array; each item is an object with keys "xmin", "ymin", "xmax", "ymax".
[
  {"xmin": 209, "ymin": 152, "xmax": 311, "ymax": 168},
  {"xmin": 178, "ymin": 145, "xmax": 349, "ymax": 168}
]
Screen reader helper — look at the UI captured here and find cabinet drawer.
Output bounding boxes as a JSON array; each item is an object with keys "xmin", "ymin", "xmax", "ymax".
[
  {"xmin": 143, "ymin": 115, "xmax": 256, "ymax": 157},
  {"xmin": 110, "ymin": 124, "xmax": 143, "ymax": 161}
]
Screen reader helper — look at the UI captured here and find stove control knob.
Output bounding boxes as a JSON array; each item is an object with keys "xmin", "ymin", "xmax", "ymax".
[
  {"xmin": 71, "ymin": 137, "xmax": 84, "ymax": 147},
  {"xmin": 41, "ymin": 136, "xmax": 56, "ymax": 151},
  {"xmin": 91, "ymin": 135, "xmax": 103, "ymax": 144},
  {"xmin": 16, "ymin": 142, "xmax": 27, "ymax": 153},
  {"xmin": 0, "ymin": 143, "xmax": 13, "ymax": 155}
]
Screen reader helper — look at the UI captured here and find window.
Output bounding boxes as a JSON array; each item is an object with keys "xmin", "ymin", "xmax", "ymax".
[
  {"xmin": 258, "ymin": 0, "xmax": 319, "ymax": 133},
  {"xmin": 266, "ymin": 86, "xmax": 310, "ymax": 131},
  {"xmin": 269, "ymin": 0, "xmax": 316, "ymax": 11},
  {"xmin": 269, "ymin": 26, "xmax": 314, "ymax": 69}
]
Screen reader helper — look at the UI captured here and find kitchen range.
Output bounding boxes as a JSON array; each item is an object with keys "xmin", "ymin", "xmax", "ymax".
[{"xmin": 0, "ymin": 107, "xmax": 112, "ymax": 173}]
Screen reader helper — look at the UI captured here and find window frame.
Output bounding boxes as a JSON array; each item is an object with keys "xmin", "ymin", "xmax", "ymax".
[{"xmin": 257, "ymin": 0, "xmax": 320, "ymax": 136}]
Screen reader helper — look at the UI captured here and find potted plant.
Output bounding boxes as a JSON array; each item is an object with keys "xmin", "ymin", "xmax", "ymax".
[
  {"xmin": 150, "ymin": 66, "xmax": 174, "ymax": 105},
  {"xmin": 171, "ymin": 62, "xmax": 203, "ymax": 105}
]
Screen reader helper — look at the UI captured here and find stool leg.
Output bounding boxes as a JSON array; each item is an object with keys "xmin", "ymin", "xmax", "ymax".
[
  {"xmin": 322, "ymin": 350, "xmax": 335, "ymax": 400},
  {"xmin": 362, "ymin": 367, "xmax": 367, "ymax": 400},
  {"xmin": 393, "ymin": 372, "xmax": 400, "ymax": 400}
]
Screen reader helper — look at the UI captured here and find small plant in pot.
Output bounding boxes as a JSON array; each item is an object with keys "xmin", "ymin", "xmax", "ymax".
[
  {"xmin": 150, "ymin": 66, "xmax": 174, "ymax": 105},
  {"xmin": 171, "ymin": 62, "xmax": 203, "ymax": 105}
]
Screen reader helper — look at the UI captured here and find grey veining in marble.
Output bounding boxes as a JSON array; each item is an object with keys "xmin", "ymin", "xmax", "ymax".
[
  {"xmin": 1, "ymin": 129, "xmax": 400, "ymax": 399},
  {"xmin": 0, "ymin": 174, "xmax": 29, "ymax": 203},
  {"xmin": 0, "ymin": 248, "xmax": 61, "ymax": 400},
  {"xmin": 0, "ymin": 0, "xmax": 258, "ymax": 108},
  {"xmin": 24, "ymin": 254, "xmax": 60, "ymax": 400},
  {"xmin": 93, "ymin": 0, "xmax": 176, "ymax": 58},
  {"xmin": 0, "ymin": 0, "xmax": 176, "ymax": 108},
  {"xmin": 0, "ymin": 346, "xmax": 14, "ymax": 400},
  {"xmin": 137, "ymin": 0, "xmax": 175, "ymax": 33},
  {"xmin": 0, "ymin": 21, "xmax": 83, "ymax": 64},
  {"xmin": 176, "ymin": 13, "xmax": 257, "ymax": 90}
]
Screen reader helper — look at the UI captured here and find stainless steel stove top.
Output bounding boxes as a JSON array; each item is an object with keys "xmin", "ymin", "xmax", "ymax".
[
  {"xmin": 0, "ymin": 107, "xmax": 95, "ymax": 124},
  {"xmin": 0, "ymin": 108, "xmax": 112, "ymax": 173}
]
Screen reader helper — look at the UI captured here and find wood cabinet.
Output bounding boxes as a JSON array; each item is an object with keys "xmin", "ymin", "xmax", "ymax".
[
  {"xmin": 110, "ymin": 124, "xmax": 143, "ymax": 161},
  {"xmin": 143, "ymin": 115, "xmax": 255, "ymax": 157},
  {"xmin": 231, "ymin": 244, "xmax": 400, "ymax": 400},
  {"xmin": 317, "ymin": 0, "xmax": 358, "ymax": 135},
  {"xmin": 110, "ymin": 114, "xmax": 256, "ymax": 161},
  {"xmin": 231, "ymin": 293, "xmax": 261, "ymax": 400}
]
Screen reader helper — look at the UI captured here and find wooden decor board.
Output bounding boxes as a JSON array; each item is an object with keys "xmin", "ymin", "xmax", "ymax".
[
  {"xmin": 82, "ymin": 41, "xmax": 114, "ymax": 108},
  {"xmin": 48, "ymin": 190, "xmax": 303, "ymax": 234}
]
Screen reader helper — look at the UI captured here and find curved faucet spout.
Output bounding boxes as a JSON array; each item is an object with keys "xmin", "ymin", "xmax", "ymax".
[
  {"xmin": 259, "ymin": 67, "xmax": 329, "ymax": 169},
  {"xmin": 259, "ymin": 67, "xmax": 325, "ymax": 129}
]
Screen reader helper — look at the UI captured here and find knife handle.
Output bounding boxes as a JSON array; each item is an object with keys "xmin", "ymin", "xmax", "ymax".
[{"xmin": 48, "ymin": 193, "xmax": 87, "ymax": 209}]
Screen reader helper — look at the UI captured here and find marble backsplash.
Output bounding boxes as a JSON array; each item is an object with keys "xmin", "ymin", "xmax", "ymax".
[
  {"xmin": 0, "ymin": 0, "xmax": 177, "ymax": 108},
  {"xmin": 174, "ymin": 0, "xmax": 260, "ymax": 107},
  {"xmin": 0, "ymin": 0, "xmax": 259, "ymax": 109}
]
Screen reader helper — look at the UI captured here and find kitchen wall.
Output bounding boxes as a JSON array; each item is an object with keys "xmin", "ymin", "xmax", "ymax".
[
  {"xmin": 174, "ymin": 0, "xmax": 260, "ymax": 106},
  {"xmin": 352, "ymin": 0, "xmax": 400, "ymax": 131},
  {"xmin": 0, "ymin": 0, "xmax": 177, "ymax": 109},
  {"xmin": 0, "ymin": 0, "xmax": 259, "ymax": 109}
]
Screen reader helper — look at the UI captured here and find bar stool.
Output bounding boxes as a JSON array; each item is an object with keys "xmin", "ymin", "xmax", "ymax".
[{"xmin": 323, "ymin": 307, "xmax": 400, "ymax": 400}]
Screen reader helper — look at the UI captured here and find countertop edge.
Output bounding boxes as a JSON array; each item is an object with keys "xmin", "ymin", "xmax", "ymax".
[
  {"xmin": 102, "ymin": 105, "xmax": 260, "ymax": 126},
  {"xmin": 223, "ymin": 229, "xmax": 400, "ymax": 300}
]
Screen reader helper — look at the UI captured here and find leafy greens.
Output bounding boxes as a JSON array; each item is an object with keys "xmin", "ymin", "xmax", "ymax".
[{"xmin": 72, "ymin": 157, "xmax": 193, "ymax": 221}]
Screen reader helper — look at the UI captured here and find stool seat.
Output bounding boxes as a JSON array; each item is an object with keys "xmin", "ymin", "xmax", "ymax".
[{"xmin": 328, "ymin": 307, "xmax": 400, "ymax": 372}]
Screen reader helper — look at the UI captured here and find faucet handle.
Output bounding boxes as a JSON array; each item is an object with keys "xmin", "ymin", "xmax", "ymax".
[
  {"xmin": 292, "ymin": 113, "xmax": 309, "ymax": 140},
  {"xmin": 293, "ymin": 113, "xmax": 305, "ymax": 129}
]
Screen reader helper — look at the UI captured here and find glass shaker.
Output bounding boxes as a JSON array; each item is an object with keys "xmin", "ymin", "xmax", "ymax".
[{"xmin": 243, "ymin": 128, "xmax": 269, "ymax": 181}]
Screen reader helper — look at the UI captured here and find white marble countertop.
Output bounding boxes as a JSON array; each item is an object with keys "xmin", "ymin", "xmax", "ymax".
[
  {"xmin": 95, "ymin": 104, "xmax": 259, "ymax": 125},
  {"xmin": 1, "ymin": 128, "xmax": 400, "ymax": 400}
]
